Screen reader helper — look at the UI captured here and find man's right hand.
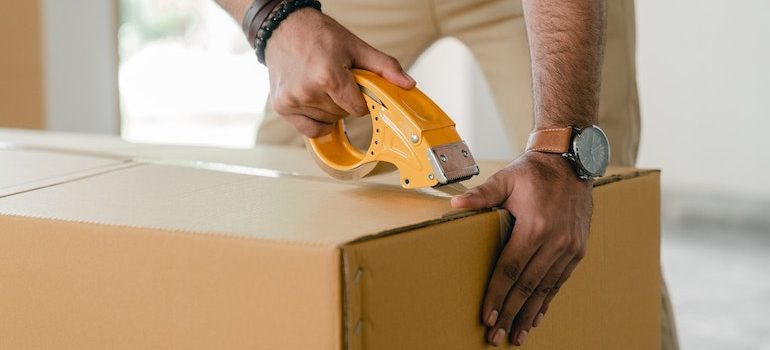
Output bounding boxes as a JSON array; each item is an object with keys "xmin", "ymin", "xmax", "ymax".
[{"xmin": 264, "ymin": 8, "xmax": 415, "ymax": 138}]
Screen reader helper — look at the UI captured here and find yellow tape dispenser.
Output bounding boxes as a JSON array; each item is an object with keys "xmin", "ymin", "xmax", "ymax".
[{"xmin": 306, "ymin": 69, "xmax": 480, "ymax": 191}]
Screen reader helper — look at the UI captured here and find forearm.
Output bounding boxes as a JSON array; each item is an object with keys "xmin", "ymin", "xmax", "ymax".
[
  {"xmin": 523, "ymin": 0, "xmax": 606, "ymax": 129},
  {"xmin": 214, "ymin": 0, "xmax": 251, "ymax": 23}
]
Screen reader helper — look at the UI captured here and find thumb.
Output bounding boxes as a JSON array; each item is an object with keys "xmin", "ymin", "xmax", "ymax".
[
  {"xmin": 450, "ymin": 174, "xmax": 510, "ymax": 210},
  {"xmin": 351, "ymin": 42, "xmax": 416, "ymax": 89}
]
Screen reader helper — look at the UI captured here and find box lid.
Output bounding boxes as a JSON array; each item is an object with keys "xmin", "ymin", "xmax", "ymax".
[
  {"xmin": 0, "ymin": 128, "xmax": 650, "ymax": 246},
  {"xmin": 0, "ymin": 145, "xmax": 132, "ymax": 198}
]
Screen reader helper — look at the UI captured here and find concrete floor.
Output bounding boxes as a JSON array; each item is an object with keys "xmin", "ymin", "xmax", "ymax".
[{"xmin": 661, "ymin": 195, "xmax": 770, "ymax": 350}]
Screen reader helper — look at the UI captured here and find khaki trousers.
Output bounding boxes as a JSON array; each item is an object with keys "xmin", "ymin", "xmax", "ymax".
[
  {"xmin": 255, "ymin": 1, "xmax": 677, "ymax": 348},
  {"xmin": 255, "ymin": 0, "xmax": 639, "ymax": 166}
]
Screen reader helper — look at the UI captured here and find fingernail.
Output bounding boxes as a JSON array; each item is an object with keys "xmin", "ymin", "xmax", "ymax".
[
  {"xmin": 403, "ymin": 72, "xmax": 415, "ymax": 85},
  {"xmin": 454, "ymin": 193, "xmax": 472, "ymax": 199},
  {"xmin": 516, "ymin": 330, "xmax": 528, "ymax": 346},
  {"xmin": 491, "ymin": 328, "xmax": 506, "ymax": 346},
  {"xmin": 534, "ymin": 313, "xmax": 544, "ymax": 327},
  {"xmin": 486, "ymin": 310, "xmax": 499, "ymax": 326}
]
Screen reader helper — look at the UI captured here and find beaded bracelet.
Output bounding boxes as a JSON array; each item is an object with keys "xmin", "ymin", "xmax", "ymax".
[{"xmin": 255, "ymin": 0, "xmax": 322, "ymax": 64}]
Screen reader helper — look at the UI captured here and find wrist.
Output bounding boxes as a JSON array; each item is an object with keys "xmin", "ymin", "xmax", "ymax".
[
  {"xmin": 258, "ymin": 0, "xmax": 322, "ymax": 64},
  {"xmin": 533, "ymin": 104, "xmax": 598, "ymax": 130},
  {"xmin": 525, "ymin": 125, "xmax": 610, "ymax": 181},
  {"xmin": 534, "ymin": 117, "xmax": 596, "ymax": 131},
  {"xmin": 242, "ymin": 0, "xmax": 323, "ymax": 64},
  {"xmin": 523, "ymin": 151, "xmax": 589, "ymax": 187}
]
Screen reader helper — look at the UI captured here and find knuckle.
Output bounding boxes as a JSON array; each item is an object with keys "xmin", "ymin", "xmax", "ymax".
[
  {"xmin": 553, "ymin": 236, "xmax": 572, "ymax": 253},
  {"xmin": 536, "ymin": 285, "xmax": 552, "ymax": 297},
  {"xmin": 499, "ymin": 263, "xmax": 522, "ymax": 282},
  {"xmin": 575, "ymin": 250, "xmax": 587, "ymax": 261},
  {"xmin": 384, "ymin": 55, "xmax": 400, "ymax": 68},
  {"xmin": 573, "ymin": 244, "xmax": 587, "ymax": 259},
  {"xmin": 345, "ymin": 100, "xmax": 368, "ymax": 117},
  {"xmin": 477, "ymin": 183, "xmax": 498, "ymax": 200},
  {"xmin": 315, "ymin": 71, "xmax": 339, "ymax": 90},
  {"xmin": 295, "ymin": 87, "xmax": 315, "ymax": 104},
  {"xmin": 271, "ymin": 93, "xmax": 293, "ymax": 114},
  {"xmin": 297, "ymin": 125, "xmax": 319, "ymax": 138},
  {"xmin": 537, "ymin": 274, "xmax": 561, "ymax": 297},
  {"xmin": 352, "ymin": 102, "xmax": 369, "ymax": 116},
  {"xmin": 514, "ymin": 279, "xmax": 537, "ymax": 297},
  {"xmin": 299, "ymin": 123, "xmax": 331, "ymax": 138},
  {"xmin": 544, "ymin": 271, "xmax": 562, "ymax": 286},
  {"xmin": 530, "ymin": 216, "xmax": 552, "ymax": 237}
]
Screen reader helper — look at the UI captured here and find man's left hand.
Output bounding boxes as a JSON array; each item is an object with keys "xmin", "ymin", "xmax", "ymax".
[{"xmin": 451, "ymin": 151, "xmax": 592, "ymax": 347}]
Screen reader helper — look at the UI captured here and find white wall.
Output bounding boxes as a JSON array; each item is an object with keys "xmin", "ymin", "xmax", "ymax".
[
  {"xmin": 635, "ymin": 0, "xmax": 770, "ymax": 200},
  {"xmin": 415, "ymin": 1, "xmax": 770, "ymax": 200},
  {"xmin": 41, "ymin": 0, "xmax": 120, "ymax": 134}
]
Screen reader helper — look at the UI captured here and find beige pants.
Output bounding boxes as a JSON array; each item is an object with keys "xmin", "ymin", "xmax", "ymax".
[
  {"xmin": 255, "ymin": 0, "xmax": 676, "ymax": 348},
  {"xmin": 256, "ymin": 0, "xmax": 639, "ymax": 166}
]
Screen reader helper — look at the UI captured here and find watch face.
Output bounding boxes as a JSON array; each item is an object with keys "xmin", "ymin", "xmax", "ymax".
[{"xmin": 573, "ymin": 126, "xmax": 610, "ymax": 177}]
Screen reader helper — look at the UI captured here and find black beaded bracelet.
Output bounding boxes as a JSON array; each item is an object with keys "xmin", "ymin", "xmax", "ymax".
[{"xmin": 255, "ymin": 0, "xmax": 322, "ymax": 64}]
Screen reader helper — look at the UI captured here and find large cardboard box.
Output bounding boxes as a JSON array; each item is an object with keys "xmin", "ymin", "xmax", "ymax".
[{"xmin": 0, "ymin": 129, "xmax": 660, "ymax": 349}]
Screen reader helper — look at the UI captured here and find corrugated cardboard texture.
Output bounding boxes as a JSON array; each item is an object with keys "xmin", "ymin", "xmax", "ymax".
[
  {"xmin": 342, "ymin": 172, "xmax": 661, "ymax": 349},
  {"xmin": 0, "ymin": 3, "xmax": 44, "ymax": 129},
  {"xmin": 0, "ymin": 215, "xmax": 342, "ymax": 350}
]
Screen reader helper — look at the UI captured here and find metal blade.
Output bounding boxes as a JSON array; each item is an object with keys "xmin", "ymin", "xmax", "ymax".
[
  {"xmin": 415, "ymin": 182, "xmax": 470, "ymax": 198},
  {"xmin": 359, "ymin": 85, "xmax": 385, "ymax": 108}
]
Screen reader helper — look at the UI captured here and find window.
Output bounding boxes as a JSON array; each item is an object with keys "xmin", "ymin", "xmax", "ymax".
[{"xmin": 119, "ymin": 0, "xmax": 268, "ymax": 148}]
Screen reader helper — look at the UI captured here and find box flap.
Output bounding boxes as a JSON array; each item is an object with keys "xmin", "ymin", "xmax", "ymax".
[
  {"xmin": 0, "ymin": 163, "xmax": 458, "ymax": 246},
  {"xmin": 0, "ymin": 147, "xmax": 133, "ymax": 197},
  {"xmin": 0, "ymin": 128, "xmax": 656, "ymax": 247}
]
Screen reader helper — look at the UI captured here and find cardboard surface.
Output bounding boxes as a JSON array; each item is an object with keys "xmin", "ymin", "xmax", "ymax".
[
  {"xmin": 0, "ymin": 215, "xmax": 342, "ymax": 350},
  {"xmin": 0, "ymin": 130, "xmax": 661, "ymax": 349},
  {"xmin": 0, "ymin": 3, "xmax": 44, "ymax": 129},
  {"xmin": 0, "ymin": 163, "xmax": 460, "ymax": 245},
  {"xmin": 0, "ymin": 147, "xmax": 131, "ymax": 197},
  {"xmin": 343, "ymin": 173, "xmax": 660, "ymax": 350}
]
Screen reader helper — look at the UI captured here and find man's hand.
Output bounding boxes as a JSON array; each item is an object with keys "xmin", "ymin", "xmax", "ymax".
[
  {"xmin": 451, "ymin": 152, "xmax": 592, "ymax": 347},
  {"xmin": 264, "ymin": 8, "xmax": 415, "ymax": 138}
]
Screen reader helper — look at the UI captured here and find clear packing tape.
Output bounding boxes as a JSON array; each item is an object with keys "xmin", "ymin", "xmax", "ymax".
[{"xmin": 0, "ymin": 142, "xmax": 466, "ymax": 199}]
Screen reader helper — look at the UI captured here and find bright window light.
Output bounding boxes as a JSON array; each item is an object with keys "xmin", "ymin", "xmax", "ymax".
[{"xmin": 118, "ymin": 0, "xmax": 268, "ymax": 148}]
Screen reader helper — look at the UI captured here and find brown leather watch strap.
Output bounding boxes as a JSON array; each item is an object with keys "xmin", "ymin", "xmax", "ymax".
[{"xmin": 525, "ymin": 127, "xmax": 573, "ymax": 154}]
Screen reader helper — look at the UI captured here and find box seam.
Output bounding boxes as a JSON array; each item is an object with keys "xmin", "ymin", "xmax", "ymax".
[{"xmin": 0, "ymin": 161, "xmax": 139, "ymax": 199}]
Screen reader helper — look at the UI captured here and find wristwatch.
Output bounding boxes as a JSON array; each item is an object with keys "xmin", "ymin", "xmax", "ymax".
[{"xmin": 525, "ymin": 125, "xmax": 610, "ymax": 180}]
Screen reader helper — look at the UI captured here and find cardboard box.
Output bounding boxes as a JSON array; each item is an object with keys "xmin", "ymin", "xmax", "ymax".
[{"xmin": 0, "ymin": 129, "xmax": 660, "ymax": 349}]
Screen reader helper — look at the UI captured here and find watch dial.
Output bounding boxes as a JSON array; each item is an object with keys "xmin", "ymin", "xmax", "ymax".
[{"xmin": 574, "ymin": 126, "xmax": 610, "ymax": 176}]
